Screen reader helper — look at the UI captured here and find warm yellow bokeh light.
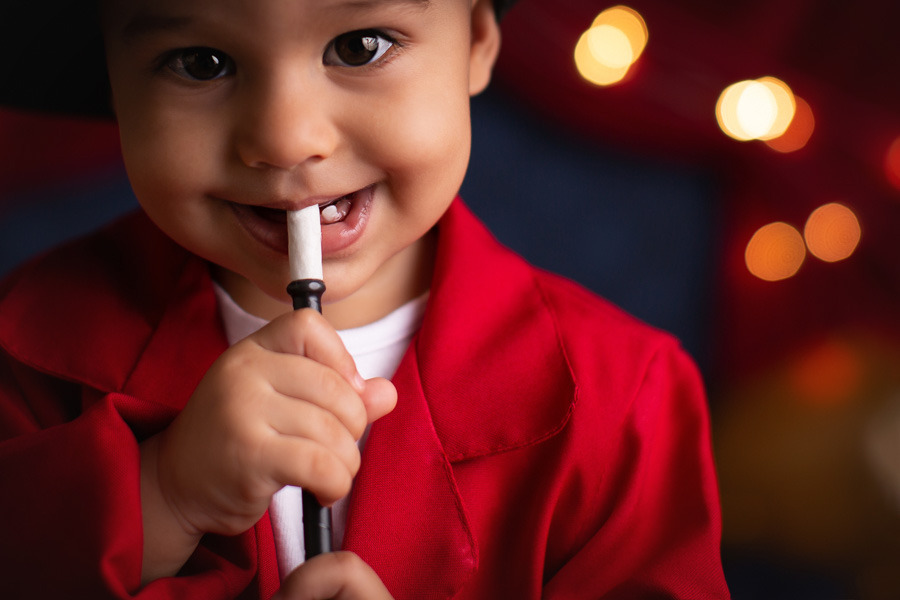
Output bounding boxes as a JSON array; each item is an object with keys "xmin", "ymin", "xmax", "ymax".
[
  {"xmin": 756, "ymin": 77, "xmax": 796, "ymax": 140},
  {"xmin": 737, "ymin": 81, "xmax": 779, "ymax": 139},
  {"xmin": 716, "ymin": 80, "xmax": 756, "ymax": 141},
  {"xmin": 804, "ymin": 202, "xmax": 861, "ymax": 262},
  {"xmin": 745, "ymin": 222, "xmax": 806, "ymax": 281},
  {"xmin": 574, "ymin": 30, "xmax": 630, "ymax": 85},
  {"xmin": 717, "ymin": 77, "xmax": 797, "ymax": 142},
  {"xmin": 592, "ymin": 6, "xmax": 648, "ymax": 59},
  {"xmin": 587, "ymin": 24, "xmax": 634, "ymax": 69},
  {"xmin": 575, "ymin": 5, "xmax": 647, "ymax": 87}
]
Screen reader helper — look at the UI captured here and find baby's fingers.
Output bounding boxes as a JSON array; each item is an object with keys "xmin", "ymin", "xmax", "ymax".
[
  {"xmin": 265, "ymin": 355, "xmax": 369, "ymax": 441},
  {"xmin": 359, "ymin": 377, "xmax": 397, "ymax": 423},
  {"xmin": 275, "ymin": 552, "xmax": 394, "ymax": 600},
  {"xmin": 265, "ymin": 435, "xmax": 355, "ymax": 505},
  {"xmin": 255, "ymin": 309, "xmax": 365, "ymax": 393}
]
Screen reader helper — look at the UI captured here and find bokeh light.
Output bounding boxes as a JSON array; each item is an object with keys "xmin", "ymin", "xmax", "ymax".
[
  {"xmin": 591, "ymin": 5, "xmax": 648, "ymax": 58},
  {"xmin": 745, "ymin": 222, "xmax": 806, "ymax": 281},
  {"xmin": 756, "ymin": 77, "xmax": 796, "ymax": 140},
  {"xmin": 588, "ymin": 24, "xmax": 634, "ymax": 70},
  {"xmin": 764, "ymin": 96, "xmax": 815, "ymax": 153},
  {"xmin": 716, "ymin": 80, "xmax": 756, "ymax": 141},
  {"xmin": 575, "ymin": 6, "xmax": 648, "ymax": 87},
  {"xmin": 885, "ymin": 136, "xmax": 900, "ymax": 191},
  {"xmin": 717, "ymin": 77, "xmax": 797, "ymax": 142},
  {"xmin": 804, "ymin": 202, "xmax": 861, "ymax": 263}
]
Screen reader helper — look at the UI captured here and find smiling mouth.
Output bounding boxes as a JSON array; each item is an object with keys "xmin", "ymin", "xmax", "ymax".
[
  {"xmin": 250, "ymin": 193, "xmax": 355, "ymax": 226},
  {"xmin": 228, "ymin": 185, "xmax": 374, "ymax": 255}
]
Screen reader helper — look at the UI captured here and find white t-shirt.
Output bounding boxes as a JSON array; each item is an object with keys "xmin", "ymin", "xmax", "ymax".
[{"xmin": 213, "ymin": 284, "xmax": 427, "ymax": 580}]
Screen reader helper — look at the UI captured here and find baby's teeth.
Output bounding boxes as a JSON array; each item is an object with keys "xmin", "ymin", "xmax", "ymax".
[{"xmin": 321, "ymin": 204, "xmax": 340, "ymax": 223}]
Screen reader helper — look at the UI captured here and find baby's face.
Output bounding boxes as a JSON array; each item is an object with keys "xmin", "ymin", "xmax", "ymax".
[{"xmin": 101, "ymin": 0, "xmax": 498, "ymax": 323}]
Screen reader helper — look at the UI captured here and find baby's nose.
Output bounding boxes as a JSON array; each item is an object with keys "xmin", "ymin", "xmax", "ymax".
[{"xmin": 235, "ymin": 78, "xmax": 340, "ymax": 170}]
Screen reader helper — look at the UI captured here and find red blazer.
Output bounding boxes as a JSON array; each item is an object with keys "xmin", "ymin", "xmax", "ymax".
[{"xmin": 0, "ymin": 200, "xmax": 729, "ymax": 599}]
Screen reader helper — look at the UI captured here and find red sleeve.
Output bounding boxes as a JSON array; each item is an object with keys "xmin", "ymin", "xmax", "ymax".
[
  {"xmin": 0, "ymin": 357, "xmax": 265, "ymax": 599},
  {"xmin": 544, "ymin": 341, "xmax": 730, "ymax": 599}
]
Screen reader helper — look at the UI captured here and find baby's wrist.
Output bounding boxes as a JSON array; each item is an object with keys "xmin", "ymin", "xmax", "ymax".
[{"xmin": 139, "ymin": 434, "xmax": 203, "ymax": 584}]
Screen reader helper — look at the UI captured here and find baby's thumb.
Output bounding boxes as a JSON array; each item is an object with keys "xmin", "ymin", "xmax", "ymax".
[
  {"xmin": 274, "ymin": 552, "xmax": 393, "ymax": 600},
  {"xmin": 360, "ymin": 377, "xmax": 397, "ymax": 423}
]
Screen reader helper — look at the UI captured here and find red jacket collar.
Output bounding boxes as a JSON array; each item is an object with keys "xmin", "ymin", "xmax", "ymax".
[{"xmin": 0, "ymin": 213, "xmax": 226, "ymax": 426}]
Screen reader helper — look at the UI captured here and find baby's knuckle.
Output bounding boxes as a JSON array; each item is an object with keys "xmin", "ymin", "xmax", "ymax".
[
  {"xmin": 346, "ymin": 402, "xmax": 368, "ymax": 439},
  {"xmin": 317, "ymin": 371, "xmax": 366, "ymax": 434},
  {"xmin": 331, "ymin": 550, "xmax": 362, "ymax": 570},
  {"xmin": 317, "ymin": 411, "xmax": 346, "ymax": 446},
  {"xmin": 217, "ymin": 344, "xmax": 256, "ymax": 373},
  {"xmin": 316, "ymin": 368, "xmax": 345, "ymax": 399},
  {"xmin": 345, "ymin": 444, "xmax": 361, "ymax": 475},
  {"xmin": 290, "ymin": 307, "xmax": 321, "ymax": 332}
]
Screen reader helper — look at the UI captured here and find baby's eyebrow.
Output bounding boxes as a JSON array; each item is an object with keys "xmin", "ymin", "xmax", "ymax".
[
  {"xmin": 121, "ymin": 13, "xmax": 193, "ymax": 41},
  {"xmin": 344, "ymin": 0, "xmax": 430, "ymax": 6},
  {"xmin": 119, "ymin": 0, "xmax": 430, "ymax": 41},
  {"xmin": 333, "ymin": 0, "xmax": 431, "ymax": 14}
]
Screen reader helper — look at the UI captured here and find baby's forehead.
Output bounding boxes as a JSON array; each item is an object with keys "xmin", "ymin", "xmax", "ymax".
[
  {"xmin": 101, "ymin": 0, "xmax": 446, "ymax": 33},
  {"xmin": 105, "ymin": 0, "xmax": 437, "ymax": 16},
  {"xmin": 102, "ymin": 0, "xmax": 515, "ymax": 22}
]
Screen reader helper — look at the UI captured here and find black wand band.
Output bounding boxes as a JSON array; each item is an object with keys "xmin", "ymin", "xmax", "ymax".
[{"xmin": 288, "ymin": 279, "xmax": 326, "ymax": 312}]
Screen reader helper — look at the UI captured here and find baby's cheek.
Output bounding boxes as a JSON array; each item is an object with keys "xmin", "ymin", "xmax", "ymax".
[
  {"xmin": 380, "ymin": 97, "xmax": 471, "ymax": 184},
  {"xmin": 122, "ymin": 121, "xmax": 217, "ymax": 199}
]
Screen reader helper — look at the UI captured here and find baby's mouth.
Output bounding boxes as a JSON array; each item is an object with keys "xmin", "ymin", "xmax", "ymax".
[{"xmin": 251, "ymin": 193, "xmax": 354, "ymax": 225}]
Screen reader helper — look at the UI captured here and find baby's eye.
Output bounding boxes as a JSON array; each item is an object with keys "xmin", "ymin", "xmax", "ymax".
[
  {"xmin": 165, "ymin": 47, "xmax": 235, "ymax": 81},
  {"xmin": 324, "ymin": 30, "xmax": 395, "ymax": 67}
]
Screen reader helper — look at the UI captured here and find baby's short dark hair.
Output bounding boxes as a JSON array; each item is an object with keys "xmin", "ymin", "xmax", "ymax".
[{"xmin": 0, "ymin": 0, "xmax": 518, "ymax": 117}]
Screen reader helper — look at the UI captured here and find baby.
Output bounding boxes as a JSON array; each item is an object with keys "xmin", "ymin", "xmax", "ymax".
[{"xmin": 0, "ymin": 0, "xmax": 730, "ymax": 598}]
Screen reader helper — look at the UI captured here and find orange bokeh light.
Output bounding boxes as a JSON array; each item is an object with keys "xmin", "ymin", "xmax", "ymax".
[
  {"xmin": 765, "ymin": 96, "xmax": 815, "ymax": 153},
  {"xmin": 745, "ymin": 222, "xmax": 806, "ymax": 281},
  {"xmin": 804, "ymin": 202, "xmax": 861, "ymax": 263}
]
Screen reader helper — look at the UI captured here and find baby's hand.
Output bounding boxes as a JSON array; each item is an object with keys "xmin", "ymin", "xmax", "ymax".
[
  {"xmin": 275, "ymin": 553, "xmax": 394, "ymax": 600},
  {"xmin": 139, "ymin": 308, "xmax": 397, "ymax": 581}
]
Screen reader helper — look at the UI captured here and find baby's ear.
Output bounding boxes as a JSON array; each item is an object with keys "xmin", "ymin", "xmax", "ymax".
[{"xmin": 468, "ymin": 0, "xmax": 501, "ymax": 96}]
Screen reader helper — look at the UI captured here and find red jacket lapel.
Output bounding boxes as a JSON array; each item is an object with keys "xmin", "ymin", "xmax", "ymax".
[{"xmin": 343, "ymin": 346, "xmax": 478, "ymax": 598}]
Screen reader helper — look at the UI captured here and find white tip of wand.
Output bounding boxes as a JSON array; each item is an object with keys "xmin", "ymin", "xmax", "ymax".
[{"xmin": 287, "ymin": 206, "xmax": 323, "ymax": 281}]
